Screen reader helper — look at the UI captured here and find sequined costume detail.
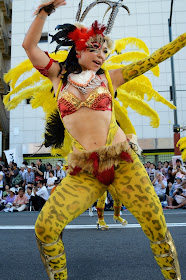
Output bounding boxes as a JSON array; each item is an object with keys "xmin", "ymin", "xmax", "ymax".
[{"xmin": 57, "ymin": 84, "xmax": 112, "ymax": 118}]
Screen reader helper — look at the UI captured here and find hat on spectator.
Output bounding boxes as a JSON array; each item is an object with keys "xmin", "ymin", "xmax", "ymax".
[
  {"xmin": 20, "ymin": 164, "xmax": 25, "ymax": 168},
  {"xmin": 175, "ymin": 176, "xmax": 182, "ymax": 180},
  {"xmin": 56, "ymin": 162, "xmax": 62, "ymax": 168},
  {"xmin": 181, "ymin": 179, "xmax": 186, "ymax": 186},
  {"xmin": 9, "ymin": 187, "xmax": 16, "ymax": 194},
  {"xmin": 27, "ymin": 166, "xmax": 32, "ymax": 169}
]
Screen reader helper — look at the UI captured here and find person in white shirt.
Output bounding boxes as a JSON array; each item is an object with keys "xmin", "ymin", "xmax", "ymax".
[
  {"xmin": 167, "ymin": 179, "xmax": 186, "ymax": 209},
  {"xmin": 44, "ymin": 164, "xmax": 52, "ymax": 180},
  {"xmin": 19, "ymin": 164, "xmax": 27, "ymax": 181},
  {"xmin": 152, "ymin": 173, "xmax": 166, "ymax": 201},
  {"xmin": 54, "ymin": 162, "xmax": 66, "ymax": 180},
  {"xmin": 47, "ymin": 170, "xmax": 57, "ymax": 195},
  {"xmin": 30, "ymin": 180, "xmax": 49, "ymax": 211},
  {"xmin": 172, "ymin": 158, "xmax": 186, "ymax": 179}
]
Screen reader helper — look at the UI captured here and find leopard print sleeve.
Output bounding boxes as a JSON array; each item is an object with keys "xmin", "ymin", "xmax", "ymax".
[{"xmin": 121, "ymin": 33, "xmax": 186, "ymax": 83}]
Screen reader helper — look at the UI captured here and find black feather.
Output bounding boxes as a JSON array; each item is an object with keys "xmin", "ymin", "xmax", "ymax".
[
  {"xmin": 44, "ymin": 109, "xmax": 65, "ymax": 149},
  {"xmin": 50, "ymin": 24, "xmax": 77, "ymax": 52}
]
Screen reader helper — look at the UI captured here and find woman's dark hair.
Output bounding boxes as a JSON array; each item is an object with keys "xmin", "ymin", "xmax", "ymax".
[
  {"xmin": 49, "ymin": 170, "xmax": 54, "ymax": 176},
  {"xmin": 58, "ymin": 45, "xmax": 104, "ymax": 85}
]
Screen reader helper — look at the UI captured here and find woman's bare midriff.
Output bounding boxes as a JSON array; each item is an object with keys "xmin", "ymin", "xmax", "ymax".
[{"xmin": 62, "ymin": 107, "xmax": 127, "ymax": 153}]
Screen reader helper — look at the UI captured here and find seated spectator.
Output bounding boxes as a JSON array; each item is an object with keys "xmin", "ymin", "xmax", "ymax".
[
  {"xmin": 26, "ymin": 186, "xmax": 32, "ymax": 200},
  {"xmin": 172, "ymin": 158, "xmax": 186, "ymax": 179},
  {"xmin": 51, "ymin": 179, "xmax": 61, "ymax": 195},
  {"xmin": 44, "ymin": 164, "xmax": 52, "ymax": 181},
  {"xmin": 162, "ymin": 161, "xmax": 169, "ymax": 180},
  {"xmin": 9, "ymin": 188, "xmax": 29, "ymax": 212},
  {"xmin": 3, "ymin": 184, "xmax": 10, "ymax": 198},
  {"xmin": 1, "ymin": 187, "xmax": 16, "ymax": 212},
  {"xmin": 54, "ymin": 162, "xmax": 66, "ymax": 181},
  {"xmin": 35, "ymin": 159, "xmax": 46, "ymax": 181},
  {"xmin": 167, "ymin": 161, "xmax": 175, "ymax": 184},
  {"xmin": 30, "ymin": 180, "xmax": 49, "ymax": 211},
  {"xmin": 149, "ymin": 163, "xmax": 156, "ymax": 182},
  {"xmin": 166, "ymin": 180, "xmax": 173, "ymax": 196},
  {"xmin": 25, "ymin": 166, "xmax": 35, "ymax": 186},
  {"xmin": 175, "ymin": 176, "xmax": 182, "ymax": 186},
  {"xmin": 166, "ymin": 177, "xmax": 182, "ymax": 207},
  {"xmin": 47, "ymin": 170, "xmax": 57, "ymax": 195},
  {"xmin": 145, "ymin": 161, "xmax": 151, "ymax": 175},
  {"xmin": 167, "ymin": 179, "xmax": 186, "ymax": 209},
  {"xmin": 156, "ymin": 163, "xmax": 162, "ymax": 174},
  {"xmin": 152, "ymin": 173, "xmax": 166, "ymax": 201},
  {"xmin": 19, "ymin": 164, "xmax": 27, "ymax": 187}
]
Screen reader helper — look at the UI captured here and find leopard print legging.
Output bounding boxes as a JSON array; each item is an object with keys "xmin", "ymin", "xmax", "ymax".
[{"xmin": 35, "ymin": 151, "xmax": 179, "ymax": 279}]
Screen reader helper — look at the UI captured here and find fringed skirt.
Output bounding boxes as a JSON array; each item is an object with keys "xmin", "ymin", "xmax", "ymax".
[{"xmin": 67, "ymin": 141, "xmax": 133, "ymax": 186}]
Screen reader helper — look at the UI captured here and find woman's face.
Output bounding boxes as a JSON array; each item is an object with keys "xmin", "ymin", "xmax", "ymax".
[{"xmin": 77, "ymin": 40, "xmax": 108, "ymax": 71}]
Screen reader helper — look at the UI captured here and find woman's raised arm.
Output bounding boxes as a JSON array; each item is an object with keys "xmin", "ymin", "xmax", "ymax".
[
  {"xmin": 109, "ymin": 33, "xmax": 186, "ymax": 91},
  {"xmin": 22, "ymin": 0, "xmax": 67, "ymax": 82}
]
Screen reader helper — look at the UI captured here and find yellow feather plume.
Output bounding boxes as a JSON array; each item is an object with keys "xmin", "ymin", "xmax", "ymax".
[
  {"xmin": 134, "ymin": 75, "xmax": 152, "ymax": 87},
  {"xmin": 3, "ymin": 72, "xmax": 47, "ymax": 106},
  {"xmin": 113, "ymin": 37, "xmax": 150, "ymax": 55},
  {"xmin": 114, "ymin": 100, "xmax": 136, "ymax": 135},
  {"xmin": 119, "ymin": 80, "xmax": 176, "ymax": 109},
  {"xmin": 177, "ymin": 137, "xmax": 186, "ymax": 147},
  {"xmin": 117, "ymin": 89, "xmax": 160, "ymax": 128},
  {"xmin": 107, "ymin": 52, "xmax": 160, "ymax": 76},
  {"xmin": 181, "ymin": 149, "xmax": 186, "ymax": 162},
  {"xmin": 107, "ymin": 51, "xmax": 148, "ymax": 64},
  {"xmin": 4, "ymin": 59, "xmax": 33, "ymax": 89},
  {"xmin": 30, "ymin": 84, "xmax": 57, "ymax": 118}
]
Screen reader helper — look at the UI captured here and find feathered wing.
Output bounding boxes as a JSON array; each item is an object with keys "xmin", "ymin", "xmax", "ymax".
[
  {"xmin": 3, "ymin": 50, "xmax": 70, "ymax": 156},
  {"xmin": 103, "ymin": 36, "xmax": 175, "ymax": 136},
  {"xmin": 113, "ymin": 37, "xmax": 150, "ymax": 55},
  {"xmin": 117, "ymin": 88, "xmax": 160, "ymax": 128}
]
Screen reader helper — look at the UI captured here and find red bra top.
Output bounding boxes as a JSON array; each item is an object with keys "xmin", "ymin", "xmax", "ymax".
[{"xmin": 57, "ymin": 81, "xmax": 112, "ymax": 118}]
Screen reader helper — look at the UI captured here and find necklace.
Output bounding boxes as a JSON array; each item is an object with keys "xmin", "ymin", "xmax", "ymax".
[{"xmin": 67, "ymin": 70, "xmax": 102, "ymax": 95}]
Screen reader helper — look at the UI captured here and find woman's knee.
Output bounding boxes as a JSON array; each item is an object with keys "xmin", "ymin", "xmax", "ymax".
[{"xmin": 35, "ymin": 208, "xmax": 63, "ymax": 242}]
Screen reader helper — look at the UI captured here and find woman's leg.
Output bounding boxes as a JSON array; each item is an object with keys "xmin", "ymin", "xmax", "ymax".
[
  {"xmin": 113, "ymin": 151, "xmax": 181, "ymax": 280},
  {"xmin": 35, "ymin": 172, "xmax": 107, "ymax": 280},
  {"xmin": 108, "ymin": 184, "xmax": 128, "ymax": 225},
  {"xmin": 96, "ymin": 191, "xmax": 109, "ymax": 230}
]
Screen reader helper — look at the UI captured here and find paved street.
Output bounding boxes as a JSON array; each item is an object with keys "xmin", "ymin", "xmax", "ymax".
[{"xmin": 1, "ymin": 210, "xmax": 186, "ymax": 280}]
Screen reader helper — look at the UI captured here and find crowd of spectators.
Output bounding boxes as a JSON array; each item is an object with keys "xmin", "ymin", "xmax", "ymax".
[
  {"xmin": 1, "ymin": 158, "xmax": 186, "ymax": 213},
  {"xmin": 0, "ymin": 159, "xmax": 66, "ymax": 212},
  {"xmin": 144, "ymin": 159, "xmax": 186, "ymax": 209}
]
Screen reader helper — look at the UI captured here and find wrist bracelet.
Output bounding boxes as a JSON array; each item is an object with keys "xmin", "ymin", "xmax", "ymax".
[
  {"xmin": 43, "ymin": 3, "xmax": 55, "ymax": 16},
  {"xmin": 37, "ymin": 14, "xmax": 47, "ymax": 21}
]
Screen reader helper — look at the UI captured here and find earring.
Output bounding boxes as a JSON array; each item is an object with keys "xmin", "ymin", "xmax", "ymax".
[{"xmin": 76, "ymin": 54, "xmax": 80, "ymax": 58}]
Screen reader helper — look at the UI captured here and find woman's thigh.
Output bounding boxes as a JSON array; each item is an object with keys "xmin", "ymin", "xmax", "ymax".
[
  {"xmin": 35, "ymin": 172, "xmax": 107, "ymax": 242},
  {"xmin": 113, "ymin": 152, "xmax": 167, "ymax": 241}
]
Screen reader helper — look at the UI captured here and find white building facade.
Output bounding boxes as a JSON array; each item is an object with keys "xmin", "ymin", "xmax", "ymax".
[{"xmin": 10, "ymin": 0, "xmax": 186, "ymax": 165}]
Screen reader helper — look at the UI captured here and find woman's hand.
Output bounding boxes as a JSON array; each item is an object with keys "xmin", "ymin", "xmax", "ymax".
[{"xmin": 53, "ymin": 0, "xmax": 67, "ymax": 8}]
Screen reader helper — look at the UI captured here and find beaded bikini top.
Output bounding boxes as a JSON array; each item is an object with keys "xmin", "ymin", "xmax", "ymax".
[{"xmin": 57, "ymin": 73, "xmax": 112, "ymax": 118}]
